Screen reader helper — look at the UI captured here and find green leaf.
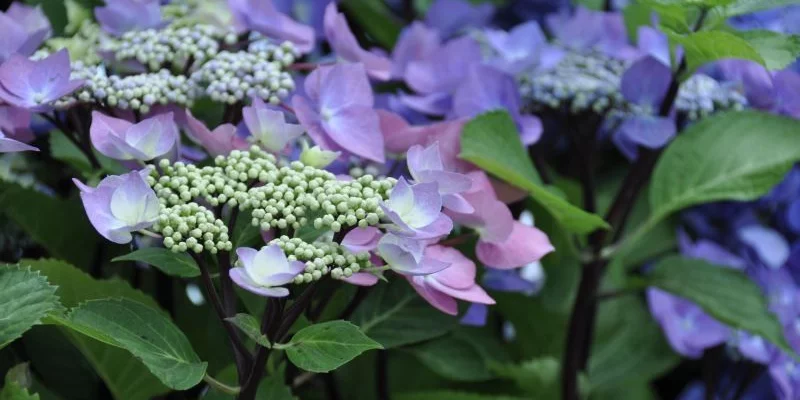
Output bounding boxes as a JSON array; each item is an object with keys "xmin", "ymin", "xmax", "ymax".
[
  {"xmin": 232, "ymin": 210, "xmax": 262, "ymax": 248},
  {"xmin": 352, "ymin": 280, "xmax": 458, "ymax": 348},
  {"xmin": 277, "ymin": 320, "xmax": 382, "ymax": 373},
  {"xmin": 0, "ymin": 183, "xmax": 98, "ymax": 267},
  {"xmin": 22, "ymin": 259, "xmax": 169, "ymax": 399},
  {"xmin": 672, "ymin": 31, "xmax": 765, "ymax": 75},
  {"xmin": 650, "ymin": 110, "xmax": 800, "ymax": 223},
  {"xmin": 736, "ymin": 30, "xmax": 800, "ymax": 70},
  {"xmin": 407, "ymin": 328, "xmax": 510, "ymax": 382},
  {"xmin": 0, "ymin": 266, "xmax": 60, "ymax": 348},
  {"xmin": 225, "ymin": 313, "xmax": 271, "ymax": 348},
  {"xmin": 589, "ymin": 298, "xmax": 679, "ymax": 391},
  {"xmin": 491, "ymin": 358, "xmax": 590, "ymax": 399},
  {"xmin": 112, "ymin": 247, "xmax": 200, "ymax": 278},
  {"xmin": 396, "ymin": 392, "xmax": 526, "ymax": 400},
  {"xmin": 340, "ymin": 0, "xmax": 402, "ymax": 49},
  {"xmin": 708, "ymin": 0, "xmax": 800, "ymax": 22},
  {"xmin": 492, "ymin": 292, "xmax": 570, "ymax": 359},
  {"xmin": 203, "ymin": 364, "xmax": 296, "ymax": 400},
  {"xmin": 624, "ymin": 3, "xmax": 655, "ymax": 42},
  {"xmin": 63, "ymin": 298, "xmax": 207, "ymax": 389},
  {"xmin": 645, "ymin": 255, "xmax": 794, "ymax": 355},
  {"xmin": 459, "ymin": 111, "xmax": 609, "ymax": 234}
]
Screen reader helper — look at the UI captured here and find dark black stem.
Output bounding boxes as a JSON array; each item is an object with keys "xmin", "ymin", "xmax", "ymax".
[
  {"xmin": 190, "ymin": 253, "xmax": 252, "ymax": 382},
  {"xmin": 323, "ymin": 373, "xmax": 342, "ymax": 400},
  {"xmin": 338, "ymin": 287, "xmax": 369, "ymax": 320},
  {"xmin": 376, "ymin": 351, "xmax": 390, "ymax": 400},
  {"xmin": 603, "ymin": 0, "xmax": 613, "ymax": 12}
]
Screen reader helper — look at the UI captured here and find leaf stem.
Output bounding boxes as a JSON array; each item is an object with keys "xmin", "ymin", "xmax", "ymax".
[{"xmin": 203, "ymin": 373, "xmax": 241, "ymax": 395}]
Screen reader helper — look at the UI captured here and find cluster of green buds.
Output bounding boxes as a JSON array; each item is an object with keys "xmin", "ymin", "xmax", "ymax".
[
  {"xmin": 147, "ymin": 146, "xmax": 396, "ymax": 257},
  {"xmin": 62, "ymin": 67, "xmax": 196, "ymax": 111},
  {"xmin": 266, "ymin": 236, "xmax": 376, "ymax": 283},
  {"xmin": 101, "ymin": 24, "xmax": 237, "ymax": 72},
  {"xmin": 190, "ymin": 44, "xmax": 297, "ymax": 105},
  {"xmin": 520, "ymin": 50, "xmax": 627, "ymax": 114},
  {"xmin": 151, "ymin": 202, "xmax": 233, "ymax": 254}
]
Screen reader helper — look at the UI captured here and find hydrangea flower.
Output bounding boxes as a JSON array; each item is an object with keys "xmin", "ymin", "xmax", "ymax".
[
  {"xmin": 243, "ymin": 97, "xmax": 305, "ymax": 153},
  {"xmin": 423, "ymin": 0, "xmax": 494, "ymax": 38},
  {"xmin": 0, "ymin": 131, "xmax": 37, "ymax": 153},
  {"xmin": 483, "ymin": 21, "xmax": 563, "ymax": 76},
  {"xmin": 647, "ymin": 288, "xmax": 730, "ymax": 358},
  {"xmin": 184, "ymin": 109, "xmax": 248, "ymax": 157},
  {"xmin": 452, "ymin": 65, "xmax": 543, "ymax": 145},
  {"xmin": 406, "ymin": 143, "xmax": 473, "ymax": 213},
  {"xmin": 228, "ymin": 0, "xmax": 315, "ymax": 54},
  {"xmin": 0, "ymin": 106, "xmax": 33, "ymax": 145},
  {"xmin": 342, "ymin": 227, "xmax": 382, "ymax": 253},
  {"xmin": 613, "ymin": 55, "xmax": 676, "ymax": 160},
  {"xmin": 546, "ymin": 6, "xmax": 637, "ymax": 60},
  {"xmin": 230, "ymin": 245, "xmax": 306, "ymax": 297},
  {"xmin": 323, "ymin": 3, "xmax": 391, "ymax": 80},
  {"xmin": 381, "ymin": 178, "xmax": 453, "ymax": 239},
  {"xmin": 448, "ymin": 171, "xmax": 553, "ymax": 269},
  {"xmin": 95, "ymin": 0, "xmax": 163, "ymax": 36},
  {"xmin": 292, "ymin": 63, "xmax": 385, "ymax": 162},
  {"xmin": 402, "ymin": 36, "xmax": 482, "ymax": 115},
  {"xmin": 90, "ymin": 111, "xmax": 178, "ymax": 162},
  {"xmin": 409, "ymin": 245, "xmax": 495, "ymax": 315},
  {"xmin": 391, "ymin": 22, "xmax": 441, "ymax": 80},
  {"xmin": 0, "ymin": 50, "xmax": 84, "ymax": 112},
  {"xmin": 377, "ymin": 233, "xmax": 450, "ymax": 275},
  {"xmin": 0, "ymin": 4, "xmax": 50, "ymax": 63},
  {"xmin": 73, "ymin": 170, "xmax": 160, "ymax": 244}
]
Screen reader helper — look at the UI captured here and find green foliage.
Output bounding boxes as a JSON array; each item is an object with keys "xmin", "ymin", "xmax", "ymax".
[
  {"xmin": 0, "ymin": 266, "xmax": 60, "ymax": 348},
  {"xmin": 672, "ymin": 31, "xmax": 765, "ymax": 75},
  {"xmin": 112, "ymin": 247, "xmax": 201, "ymax": 278},
  {"xmin": 706, "ymin": 0, "xmax": 800, "ymax": 25},
  {"xmin": 24, "ymin": 259, "xmax": 169, "ymax": 399},
  {"xmin": 63, "ymin": 298, "xmax": 207, "ymax": 390},
  {"xmin": 407, "ymin": 328, "xmax": 510, "ymax": 382},
  {"xmin": 340, "ymin": 0, "xmax": 403, "ymax": 49},
  {"xmin": 649, "ymin": 111, "xmax": 800, "ymax": 227},
  {"xmin": 225, "ymin": 313, "xmax": 271, "ymax": 348},
  {"xmin": 351, "ymin": 280, "xmax": 458, "ymax": 348},
  {"xmin": 491, "ymin": 357, "xmax": 589, "ymax": 399},
  {"xmin": 0, "ymin": 183, "xmax": 98, "ymax": 267},
  {"xmin": 0, "ymin": 364, "xmax": 39, "ymax": 400},
  {"xmin": 276, "ymin": 320, "xmax": 382, "ymax": 373},
  {"xmin": 736, "ymin": 30, "xmax": 800, "ymax": 70},
  {"xmin": 644, "ymin": 255, "xmax": 794, "ymax": 355},
  {"xmin": 396, "ymin": 392, "xmax": 526, "ymax": 400},
  {"xmin": 460, "ymin": 111, "xmax": 609, "ymax": 234}
]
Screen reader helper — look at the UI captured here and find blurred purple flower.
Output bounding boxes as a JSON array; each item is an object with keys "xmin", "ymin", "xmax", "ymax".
[
  {"xmin": 323, "ymin": 3, "xmax": 391, "ymax": 80},
  {"xmin": 292, "ymin": 63, "xmax": 385, "ymax": 162},
  {"xmin": 0, "ymin": 4, "xmax": 50, "ymax": 63},
  {"xmin": 647, "ymin": 288, "xmax": 730, "ymax": 358},
  {"xmin": 391, "ymin": 22, "xmax": 441, "ymax": 80},
  {"xmin": 546, "ymin": 6, "xmax": 637, "ymax": 60},
  {"xmin": 452, "ymin": 64, "xmax": 543, "ymax": 145},
  {"xmin": 90, "ymin": 111, "xmax": 178, "ymax": 161},
  {"xmin": 73, "ymin": 169, "xmax": 160, "ymax": 244},
  {"xmin": 228, "ymin": 0, "xmax": 315, "ymax": 53},
  {"xmin": 402, "ymin": 36, "xmax": 482, "ymax": 115},
  {"xmin": 424, "ymin": 0, "xmax": 494, "ymax": 38},
  {"xmin": 230, "ymin": 245, "xmax": 306, "ymax": 297},
  {"xmin": 483, "ymin": 21, "xmax": 564, "ymax": 75},
  {"xmin": 0, "ymin": 50, "xmax": 84, "ymax": 112},
  {"xmin": 0, "ymin": 130, "xmax": 37, "ymax": 153},
  {"xmin": 613, "ymin": 55, "xmax": 676, "ymax": 160},
  {"xmin": 377, "ymin": 233, "xmax": 450, "ymax": 276},
  {"xmin": 0, "ymin": 106, "xmax": 33, "ymax": 144},
  {"xmin": 95, "ymin": 0, "xmax": 163, "ymax": 36}
]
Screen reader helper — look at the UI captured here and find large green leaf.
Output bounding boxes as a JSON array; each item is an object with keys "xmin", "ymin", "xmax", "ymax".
[
  {"xmin": 490, "ymin": 358, "xmax": 589, "ymax": 399},
  {"xmin": 459, "ymin": 111, "xmax": 608, "ymax": 234},
  {"xmin": 649, "ymin": 111, "xmax": 800, "ymax": 224},
  {"xmin": 0, "ymin": 266, "xmax": 60, "ymax": 348},
  {"xmin": 407, "ymin": 328, "xmax": 510, "ymax": 382},
  {"xmin": 225, "ymin": 313, "xmax": 271, "ymax": 348},
  {"xmin": 645, "ymin": 255, "xmax": 794, "ymax": 355},
  {"xmin": 23, "ymin": 258, "xmax": 169, "ymax": 399},
  {"xmin": 63, "ymin": 298, "xmax": 207, "ymax": 390},
  {"xmin": 340, "ymin": 0, "xmax": 402, "ymax": 49},
  {"xmin": 112, "ymin": 247, "xmax": 200, "ymax": 278},
  {"xmin": 672, "ymin": 31, "xmax": 765, "ymax": 75},
  {"xmin": 708, "ymin": 0, "xmax": 800, "ymax": 23},
  {"xmin": 0, "ymin": 183, "xmax": 98, "ymax": 267},
  {"xmin": 351, "ymin": 280, "xmax": 457, "ymax": 348},
  {"xmin": 736, "ymin": 30, "xmax": 800, "ymax": 71},
  {"xmin": 276, "ymin": 320, "xmax": 381, "ymax": 373}
]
